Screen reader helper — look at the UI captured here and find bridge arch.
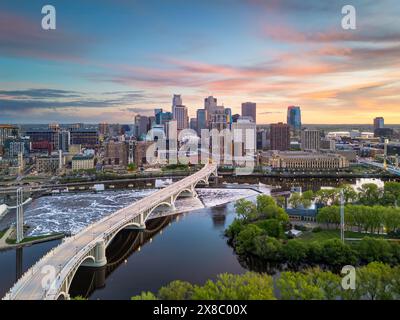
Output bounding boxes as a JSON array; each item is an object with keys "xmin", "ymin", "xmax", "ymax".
[
  {"xmin": 105, "ymin": 222, "xmax": 143, "ymax": 247},
  {"xmin": 57, "ymin": 255, "xmax": 96, "ymax": 300},
  {"xmin": 145, "ymin": 201, "xmax": 174, "ymax": 221}
]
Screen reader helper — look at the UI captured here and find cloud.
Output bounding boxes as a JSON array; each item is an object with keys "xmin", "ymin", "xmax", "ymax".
[
  {"xmin": 0, "ymin": 89, "xmax": 82, "ymax": 99},
  {"xmin": 0, "ymin": 11, "xmax": 92, "ymax": 63}
]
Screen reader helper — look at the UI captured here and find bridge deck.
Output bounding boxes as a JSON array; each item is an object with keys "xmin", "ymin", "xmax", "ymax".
[{"xmin": 3, "ymin": 163, "xmax": 217, "ymax": 300}]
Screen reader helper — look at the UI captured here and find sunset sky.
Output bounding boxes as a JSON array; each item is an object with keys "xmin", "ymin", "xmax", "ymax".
[{"xmin": 1, "ymin": 0, "xmax": 400, "ymax": 124}]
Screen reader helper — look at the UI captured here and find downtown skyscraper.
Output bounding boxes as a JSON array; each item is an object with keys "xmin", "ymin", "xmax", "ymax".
[{"xmin": 287, "ymin": 106, "xmax": 302, "ymax": 131}]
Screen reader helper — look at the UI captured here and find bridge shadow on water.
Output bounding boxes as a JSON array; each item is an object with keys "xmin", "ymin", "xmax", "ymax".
[{"xmin": 68, "ymin": 215, "xmax": 174, "ymax": 299}]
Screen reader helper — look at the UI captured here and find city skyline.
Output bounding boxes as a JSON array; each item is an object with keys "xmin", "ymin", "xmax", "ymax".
[{"xmin": 1, "ymin": 0, "xmax": 400, "ymax": 124}]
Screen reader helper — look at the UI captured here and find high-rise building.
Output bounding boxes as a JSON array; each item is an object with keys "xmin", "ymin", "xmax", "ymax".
[
  {"xmin": 257, "ymin": 129, "xmax": 268, "ymax": 150},
  {"xmin": 374, "ymin": 117, "xmax": 384, "ymax": 130},
  {"xmin": 70, "ymin": 130, "xmax": 98, "ymax": 147},
  {"xmin": 104, "ymin": 141, "xmax": 128, "ymax": 166},
  {"xmin": 134, "ymin": 115, "xmax": 150, "ymax": 139},
  {"xmin": 196, "ymin": 109, "xmax": 208, "ymax": 135},
  {"xmin": 0, "ymin": 124, "xmax": 19, "ymax": 147},
  {"xmin": 232, "ymin": 118, "xmax": 257, "ymax": 157},
  {"xmin": 172, "ymin": 94, "xmax": 182, "ymax": 118},
  {"xmin": 190, "ymin": 118, "xmax": 197, "ymax": 132},
  {"xmin": 241, "ymin": 102, "xmax": 257, "ymax": 123},
  {"xmin": 26, "ymin": 129, "xmax": 58, "ymax": 153},
  {"xmin": 174, "ymin": 105, "xmax": 189, "ymax": 130},
  {"xmin": 301, "ymin": 129, "xmax": 320, "ymax": 151},
  {"xmin": 99, "ymin": 122, "xmax": 109, "ymax": 136},
  {"xmin": 58, "ymin": 130, "xmax": 70, "ymax": 152},
  {"xmin": 155, "ymin": 110, "xmax": 173, "ymax": 126},
  {"xmin": 270, "ymin": 123, "xmax": 290, "ymax": 151},
  {"xmin": 210, "ymin": 106, "xmax": 227, "ymax": 130},
  {"xmin": 287, "ymin": 106, "xmax": 302, "ymax": 130},
  {"xmin": 204, "ymin": 96, "xmax": 217, "ymax": 113}
]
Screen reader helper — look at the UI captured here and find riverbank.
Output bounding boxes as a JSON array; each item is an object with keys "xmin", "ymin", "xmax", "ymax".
[{"xmin": 0, "ymin": 226, "xmax": 65, "ymax": 251}]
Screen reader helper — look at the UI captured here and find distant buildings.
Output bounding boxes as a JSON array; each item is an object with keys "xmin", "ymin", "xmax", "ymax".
[
  {"xmin": 26, "ymin": 129, "xmax": 59, "ymax": 152},
  {"xmin": 172, "ymin": 94, "xmax": 182, "ymax": 119},
  {"xmin": 36, "ymin": 155, "xmax": 62, "ymax": 173},
  {"xmin": 72, "ymin": 154, "xmax": 95, "ymax": 171},
  {"xmin": 196, "ymin": 109, "xmax": 207, "ymax": 135},
  {"xmin": 70, "ymin": 129, "xmax": 98, "ymax": 147},
  {"xmin": 301, "ymin": 129, "xmax": 320, "ymax": 151},
  {"xmin": 374, "ymin": 128, "xmax": 394, "ymax": 140},
  {"xmin": 232, "ymin": 118, "xmax": 257, "ymax": 156},
  {"xmin": 260, "ymin": 151, "xmax": 349, "ymax": 171},
  {"xmin": 270, "ymin": 123, "xmax": 290, "ymax": 151},
  {"xmin": 0, "ymin": 125, "xmax": 19, "ymax": 148},
  {"xmin": 155, "ymin": 109, "xmax": 173, "ymax": 126},
  {"xmin": 374, "ymin": 117, "xmax": 384, "ymax": 130},
  {"xmin": 189, "ymin": 118, "xmax": 197, "ymax": 132},
  {"xmin": 104, "ymin": 141, "xmax": 128, "ymax": 167},
  {"xmin": 287, "ymin": 106, "xmax": 302, "ymax": 131},
  {"xmin": 134, "ymin": 115, "xmax": 151, "ymax": 139},
  {"xmin": 174, "ymin": 105, "xmax": 189, "ymax": 130},
  {"xmin": 241, "ymin": 102, "xmax": 257, "ymax": 123}
]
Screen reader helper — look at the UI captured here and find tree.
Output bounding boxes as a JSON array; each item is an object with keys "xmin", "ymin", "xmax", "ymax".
[
  {"xmin": 382, "ymin": 182, "xmax": 400, "ymax": 207},
  {"xmin": 320, "ymin": 239, "xmax": 357, "ymax": 268},
  {"xmin": 235, "ymin": 224, "xmax": 264, "ymax": 255},
  {"xmin": 131, "ymin": 291, "xmax": 158, "ymax": 300},
  {"xmin": 316, "ymin": 206, "xmax": 340, "ymax": 229},
  {"xmin": 234, "ymin": 199, "xmax": 258, "ymax": 221},
  {"xmin": 315, "ymin": 189, "xmax": 339, "ymax": 206},
  {"xmin": 355, "ymin": 262, "xmax": 393, "ymax": 300},
  {"xmin": 289, "ymin": 192, "xmax": 303, "ymax": 209},
  {"xmin": 282, "ymin": 240, "xmax": 308, "ymax": 264},
  {"xmin": 276, "ymin": 196, "xmax": 286, "ymax": 208},
  {"xmin": 301, "ymin": 190, "xmax": 314, "ymax": 209},
  {"xmin": 356, "ymin": 237, "xmax": 393, "ymax": 264},
  {"xmin": 255, "ymin": 219, "xmax": 284, "ymax": 238},
  {"xmin": 127, "ymin": 163, "xmax": 137, "ymax": 172},
  {"xmin": 358, "ymin": 183, "xmax": 382, "ymax": 206},
  {"xmin": 158, "ymin": 280, "xmax": 194, "ymax": 300},
  {"xmin": 253, "ymin": 235, "xmax": 282, "ymax": 261},
  {"xmin": 225, "ymin": 218, "xmax": 245, "ymax": 239},
  {"xmin": 192, "ymin": 272, "xmax": 275, "ymax": 300},
  {"xmin": 256, "ymin": 195, "xmax": 276, "ymax": 212},
  {"xmin": 277, "ymin": 271, "xmax": 324, "ymax": 300},
  {"xmin": 340, "ymin": 184, "xmax": 358, "ymax": 204}
]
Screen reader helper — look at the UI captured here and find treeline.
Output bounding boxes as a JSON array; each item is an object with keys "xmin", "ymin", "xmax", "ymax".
[
  {"xmin": 317, "ymin": 205, "xmax": 400, "ymax": 236},
  {"xmin": 226, "ymin": 195, "xmax": 400, "ymax": 268},
  {"xmin": 131, "ymin": 262, "xmax": 400, "ymax": 300},
  {"xmin": 288, "ymin": 182, "xmax": 400, "ymax": 208}
]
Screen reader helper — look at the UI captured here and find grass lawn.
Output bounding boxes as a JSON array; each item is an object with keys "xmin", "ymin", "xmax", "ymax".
[
  {"xmin": 298, "ymin": 230, "xmax": 387, "ymax": 243},
  {"xmin": 0, "ymin": 229, "xmax": 7, "ymax": 239}
]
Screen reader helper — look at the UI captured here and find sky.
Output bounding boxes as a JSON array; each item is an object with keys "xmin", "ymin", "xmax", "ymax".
[{"xmin": 0, "ymin": 0, "xmax": 400, "ymax": 124}]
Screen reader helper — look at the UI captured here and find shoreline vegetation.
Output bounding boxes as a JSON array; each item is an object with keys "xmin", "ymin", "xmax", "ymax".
[
  {"xmin": 130, "ymin": 263, "xmax": 400, "ymax": 300},
  {"xmin": 131, "ymin": 182, "xmax": 400, "ymax": 300}
]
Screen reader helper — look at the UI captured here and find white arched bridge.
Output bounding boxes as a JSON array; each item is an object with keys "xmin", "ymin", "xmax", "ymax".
[{"xmin": 3, "ymin": 163, "xmax": 217, "ymax": 300}]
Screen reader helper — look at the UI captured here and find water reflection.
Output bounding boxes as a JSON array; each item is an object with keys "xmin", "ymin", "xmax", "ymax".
[{"xmin": 69, "ymin": 215, "xmax": 179, "ymax": 298}]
